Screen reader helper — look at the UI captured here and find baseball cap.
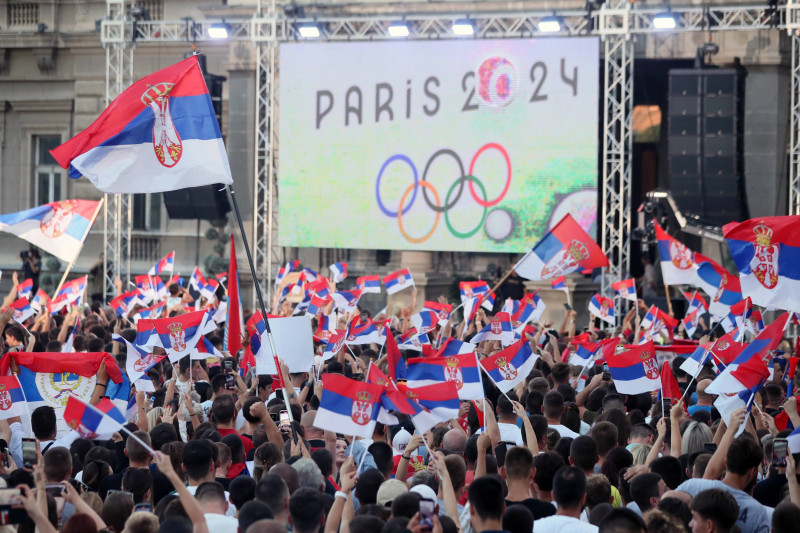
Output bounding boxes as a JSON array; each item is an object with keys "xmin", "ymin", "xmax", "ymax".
[
  {"xmin": 376, "ymin": 479, "xmax": 408, "ymax": 507},
  {"xmin": 409, "ymin": 484, "xmax": 437, "ymax": 502}
]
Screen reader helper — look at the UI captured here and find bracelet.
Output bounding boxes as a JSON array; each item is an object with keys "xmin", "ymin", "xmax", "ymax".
[
  {"xmin": 402, "ymin": 454, "xmax": 412, "ymax": 460},
  {"xmin": 188, "ymin": 411, "xmax": 196, "ymax": 417},
  {"xmin": 97, "ymin": 382, "xmax": 107, "ymax": 388},
  {"xmin": 334, "ymin": 491, "xmax": 349, "ymax": 500}
]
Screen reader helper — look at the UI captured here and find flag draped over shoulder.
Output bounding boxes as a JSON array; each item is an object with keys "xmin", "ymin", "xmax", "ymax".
[
  {"xmin": 50, "ymin": 56, "xmax": 232, "ymax": 194},
  {"xmin": 0, "ymin": 200, "xmax": 101, "ymax": 263}
]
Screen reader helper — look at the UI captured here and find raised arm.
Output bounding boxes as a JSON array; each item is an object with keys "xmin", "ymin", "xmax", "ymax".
[
  {"xmin": 670, "ymin": 400, "xmax": 683, "ymax": 458},
  {"xmin": 155, "ymin": 451, "xmax": 209, "ymax": 533},
  {"xmin": 704, "ymin": 408, "xmax": 747, "ymax": 480}
]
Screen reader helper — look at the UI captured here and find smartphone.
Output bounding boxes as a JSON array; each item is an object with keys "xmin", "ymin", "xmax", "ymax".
[
  {"xmin": 563, "ymin": 303, "xmax": 572, "ymax": 311},
  {"xmin": 602, "ymin": 363, "xmax": 610, "ymax": 382},
  {"xmin": 279, "ymin": 410, "xmax": 291, "ymax": 430},
  {"xmin": 21, "ymin": 438, "xmax": 36, "ymax": 469},
  {"xmin": 773, "ymin": 438, "xmax": 789, "ymax": 467},
  {"xmin": 0, "ymin": 489, "xmax": 21, "ymax": 507},
  {"xmin": 419, "ymin": 498, "xmax": 435, "ymax": 529},
  {"xmin": 418, "ymin": 445, "xmax": 428, "ymax": 463},
  {"xmin": 134, "ymin": 503, "xmax": 152, "ymax": 513},
  {"xmin": 663, "ymin": 398, "xmax": 672, "ymax": 414},
  {"xmin": 225, "ymin": 361, "xmax": 233, "ymax": 373},
  {"xmin": 270, "ymin": 412, "xmax": 279, "ymax": 422},
  {"xmin": 44, "ymin": 483, "xmax": 66, "ymax": 499}
]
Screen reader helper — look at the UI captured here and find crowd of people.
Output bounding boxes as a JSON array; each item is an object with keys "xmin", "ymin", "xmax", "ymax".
[{"xmin": 0, "ymin": 269, "xmax": 798, "ymax": 533}]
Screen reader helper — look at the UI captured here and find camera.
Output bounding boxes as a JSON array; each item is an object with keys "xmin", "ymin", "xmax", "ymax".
[{"xmin": 19, "ymin": 251, "xmax": 28, "ymax": 260}]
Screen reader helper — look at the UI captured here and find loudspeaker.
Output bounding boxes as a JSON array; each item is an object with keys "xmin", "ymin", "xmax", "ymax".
[
  {"xmin": 668, "ymin": 68, "xmax": 748, "ymax": 225},
  {"xmin": 163, "ymin": 183, "xmax": 231, "ymax": 220}
]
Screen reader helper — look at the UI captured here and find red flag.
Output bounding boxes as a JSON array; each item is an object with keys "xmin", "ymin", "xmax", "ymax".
[
  {"xmin": 226, "ymin": 235, "xmax": 243, "ymax": 356},
  {"xmin": 471, "ymin": 400, "xmax": 485, "ymax": 429},
  {"xmin": 385, "ymin": 328, "xmax": 406, "ymax": 381},
  {"xmin": 0, "ymin": 352, "xmax": 123, "ymax": 384},
  {"xmin": 659, "ymin": 361, "xmax": 682, "ymax": 403}
]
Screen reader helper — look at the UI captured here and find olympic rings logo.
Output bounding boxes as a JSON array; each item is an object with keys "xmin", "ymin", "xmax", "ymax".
[{"xmin": 375, "ymin": 143, "xmax": 512, "ymax": 244}]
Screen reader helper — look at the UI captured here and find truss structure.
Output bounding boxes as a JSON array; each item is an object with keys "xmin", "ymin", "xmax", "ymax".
[
  {"xmin": 100, "ymin": 0, "xmax": 800, "ymax": 305},
  {"xmin": 102, "ymin": 0, "xmax": 133, "ymax": 301}
]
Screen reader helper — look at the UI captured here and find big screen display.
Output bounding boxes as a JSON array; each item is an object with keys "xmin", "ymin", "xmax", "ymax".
[{"xmin": 278, "ymin": 38, "xmax": 599, "ymax": 252}]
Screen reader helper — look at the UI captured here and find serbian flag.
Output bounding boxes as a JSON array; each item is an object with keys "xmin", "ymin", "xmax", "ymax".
[
  {"xmin": 62, "ymin": 317, "xmax": 80, "ymax": 353},
  {"xmin": 314, "ymin": 374, "xmax": 384, "ymax": 438},
  {"xmin": 111, "ymin": 290, "xmax": 140, "ymax": 317},
  {"xmin": 135, "ymin": 275, "xmax": 155, "ymax": 302},
  {"xmin": 64, "ymin": 395, "xmax": 127, "ymax": 440},
  {"xmin": 424, "ymin": 301, "xmax": 453, "ymax": 326},
  {"xmin": 503, "ymin": 299, "xmax": 521, "ymax": 315},
  {"xmin": 385, "ymin": 329, "xmax": 407, "ymax": 381},
  {"xmin": 520, "ymin": 291, "xmax": 546, "ymax": 322},
  {"xmin": 134, "ymin": 302, "xmax": 165, "ymax": 323},
  {"xmin": 0, "ymin": 200, "xmax": 101, "ymax": 263},
  {"xmin": 460, "ymin": 281, "xmax": 489, "ymax": 302},
  {"xmin": 15, "ymin": 279, "xmax": 33, "ymax": 300},
  {"xmin": 30, "ymin": 289, "xmax": 51, "ymax": 313},
  {"xmin": 437, "ymin": 338, "xmax": 475, "ymax": 358},
  {"xmin": 345, "ymin": 320, "xmax": 382, "ymax": 346},
  {"xmin": 0, "ymin": 376, "xmax": 28, "ymax": 421},
  {"xmin": 606, "ymin": 342, "xmax": 661, "ymax": 395},
  {"xmin": 151, "ymin": 309, "xmax": 216, "ymax": 362},
  {"xmin": 654, "ymin": 223, "xmax": 702, "ymax": 285},
  {"xmin": 113, "ymin": 334, "xmax": 166, "ymax": 383},
  {"xmin": 306, "ymin": 278, "xmax": 330, "ymax": 299},
  {"xmin": 640, "ymin": 306, "xmax": 678, "ymax": 339},
  {"xmin": 305, "ymin": 294, "xmax": 330, "ymax": 317},
  {"xmin": 684, "ymin": 291, "xmax": 709, "ymax": 315},
  {"xmin": 247, "ymin": 311, "xmax": 269, "ymax": 362},
  {"xmin": 716, "ymin": 380, "xmax": 766, "ymax": 437},
  {"xmin": 511, "ymin": 300, "xmax": 540, "ymax": 334},
  {"xmin": 275, "ymin": 260, "xmax": 299, "ymax": 288},
  {"xmin": 707, "ymin": 312, "xmax": 791, "ymax": 395},
  {"xmin": 682, "ymin": 309, "xmax": 700, "ymax": 337},
  {"xmin": 302, "ymin": 267, "xmax": 320, "ymax": 283},
  {"xmin": 551, "ymin": 275, "xmax": 568, "ymax": 295},
  {"xmin": 240, "ymin": 347, "xmax": 257, "ymax": 378},
  {"xmin": 407, "ymin": 353, "xmax": 483, "ymax": 400},
  {"xmin": 724, "ymin": 216, "xmax": 800, "ymax": 312},
  {"xmin": 471, "ymin": 312, "xmax": 514, "ymax": 345},
  {"xmin": 321, "ymin": 331, "xmax": 346, "ymax": 360},
  {"xmin": 329, "ymin": 262, "xmax": 348, "ymax": 283},
  {"xmin": 6, "ymin": 298, "xmax": 35, "ymax": 324},
  {"xmin": 569, "ymin": 338, "xmax": 620, "ymax": 369},
  {"xmin": 50, "ymin": 56, "xmax": 232, "ymax": 193},
  {"xmin": 612, "ymin": 278, "xmax": 637, "ymax": 302},
  {"xmin": 200, "ymin": 278, "xmax": 220, "ymax": 301},
  {"xmin": 356, "ymin": 275, "xmax": 381, "ymax": 294},
  {"xmin": 480, "ymin": 339, "xmax": 538, "ymax": 393},
  {"xmin": 225, "ymin": 235, "xmax": 243, "ymax": 356},
  {"xmin": 55, "ymin": 275, "xmax": 88, "ymax": 305},
  {"xmin": 720, "ymin": 298, "xmax": 753, "ymax": 340},
  {"xmin": 399, "ymin": 332, "xmax": 431, "ymax": 352},
  {"xmin": 365, "ymin": 365, "xmax": 402, "ymax": 425},
  {"xmin": 148, "ymin": 251, "xmax": 174, "ymax": 276},
  {"xmin": 411, "ymin": 311, "xmax": 440, "ymax": 336},
  {"xmin": 193, "ymin": 335, "xmax": 224, "ymax": 360},
  {"xmin": 680, "ymin": 343, "xmax": 713, "ymax": 377},
  {"xmin": 746, "ymin": 310, "xmax": 765, "ymax": 337},
  {"xmin": 588, "ymin": 295, "xmax": 615, "ymax": 326},
  {"xmin": 314, "ymin": 314, "xmax": 337, "ymax": 342},
  {"xmin": 695, "ymin": 262, "xmax": 741, "ymax": 317},
  {"xmin": 395, "ymin": 381, "xmax": 461, "ymax": 433},
  {"xmin": 514, "ymin": 213, "xmax": 608, "ymax": 281},
  {"xmin": 189, "ymin": 267, "xmax": 206, "ymax": 292},
  {"xmin": 0, "ymin": 351, "xmax": 125, "ymax": 437},
  {"xmin": 331, "ymin": 289, "xmax": 362, "ymax": 311},
  {"xmin": 383, "ymin": 268, "xmax": 414, "ymax": 295},
  {"xmin": 708, "ymin": 331, "xmax": 746, "ymax": 369}
]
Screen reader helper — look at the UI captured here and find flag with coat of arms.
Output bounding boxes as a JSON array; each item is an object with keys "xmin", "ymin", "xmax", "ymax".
[
  {"xmin": 606, "ymin": 342, "xmax": 661, "ymax": 395},
  {"xmin": 150, "ymin": 309, "xmax": 216, "ymax": 362},
  {"xmin": 479, "ymin": 338, "xmax": 538, "ymax": 393}
]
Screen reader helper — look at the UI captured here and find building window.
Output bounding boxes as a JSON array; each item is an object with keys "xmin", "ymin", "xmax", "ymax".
[
  {"xmin": 8, "ymin": 3, "xmax": 39, "ymax": 27},
  {"xmin": 133, "ymin": 193, "xmax": 162, "ymax": 231},
  {"xmin": 127, "ymin": 0, "xmax": 163, "ymax": 21},
  {"xmin": 34, "ymin": 135, "xmax": 62, "ymax": 205}
]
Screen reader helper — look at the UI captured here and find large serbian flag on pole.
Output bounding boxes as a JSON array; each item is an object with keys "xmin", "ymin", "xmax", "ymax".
[
  {"xmin": 0, "ymin": 200, "xmax": 102, "ymax": 263},
  {"xmin": 49, "ymin": 56, "xmax": 232, "ymax": 193},
  {"xmin": 514, "ymin": 214, "xmax": 608, "ymax": 281},
  {"xmin": 723, "ymin": 216, "xmax": 800, "ymax": 312}
]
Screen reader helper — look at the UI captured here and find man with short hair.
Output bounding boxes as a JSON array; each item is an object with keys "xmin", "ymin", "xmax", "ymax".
[
  {"xmin": 468, "ymin": 476, "xmax": 506, "ymax": 532},
  {"xmin": 570, "ymin": 436, "xmax": 599, "ymax": 476},
  {"xmin": 598, "ymin": 508, "xmax": 646, "ymax": 533},
  {"xmin": 533, "ymin": 466, "xmax": 597, "ymax": 532},
  {"xmin": 602, "ymin": 393, "xmax": 626, "ymax": 414},
  {"xmin": 533, "ymin": 452, "xmax": 565, "ymax": 503},
  {"xmin": 689, "ymin": 488, "xmax": 739, "ymax": 533},
  {"xmin": 43, "ymin": 447, "xmax": 72, "ymax": 526},
  {"xmin": 629, "ymin": 473, "xmax": 666, "ymax": 514},
  {"xmin": 255, "ymin": 474, "xmax": 290, "ymax": 526},
  {"xmin": 772, "ymin": 500, "xmax": 800, "ymax": 533},
  {"xmin": 212, "ymin": 394, "xmax": 254, "ymax": 455},
  {"xmin": 627, "ymin": 423, "xmax": 656, "ymax": 450},
  {"xmin": 182, "ymin": 439, "xmax": 236, "ymax": 517},
  {"xmin": 503, "ymin": 446, "xmax": 555, "ymax": 519},
  {"xmin": 688, "ymin": 380, "xmax": 715, "ymax": 416},
  {"xmin": 289, "ymin": 487, "xmax": 326, "ymax": 533},
  {"xmin": 257, "ymin": 375, "xmax": 274, "ymax": 401},
  {"xmin": 195, "ymin": 481, "xmax": 238, "ymax": 532},
  {"xmin": 591, "ymin": 422, "xmax": 618, "ymax": 471},
  {"xmin": 544, "ymin": 391, "xmax": 579, "ymax": 439},
  {"xmin": 495, "ymin": 396, "xmax": 524, "ymax": 446},
  {"xmin": 99, "ymin": 430, "xmax": 153, "ymax": 497}
]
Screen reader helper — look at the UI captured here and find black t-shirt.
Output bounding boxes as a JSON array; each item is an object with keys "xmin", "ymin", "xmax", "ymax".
[
  {"xmin": 504, "ymin": 498, "xmax": 556, "ymax": 520},
  {"xmin": 754, "ymin": 473, "xmax": 800, "ymax": 508}
]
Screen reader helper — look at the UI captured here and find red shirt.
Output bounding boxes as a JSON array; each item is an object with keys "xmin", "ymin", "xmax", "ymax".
[{"xmin": 218, "ymin": 428, "xmax": 254, "ymax": 456}]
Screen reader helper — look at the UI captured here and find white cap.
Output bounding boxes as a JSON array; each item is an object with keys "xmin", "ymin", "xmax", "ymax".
[
  {"xmin": 410, "ymin": 484, "xmax": 437, "ymax": 502},
  {"xmin": 392, "ymin": 428, "xmax": 412, "ymax": 453}
]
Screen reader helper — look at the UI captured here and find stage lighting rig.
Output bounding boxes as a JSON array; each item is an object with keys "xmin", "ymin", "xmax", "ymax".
[{"xmin": 653, "ymin": 11, "xmax": 678, "ymax": 30}]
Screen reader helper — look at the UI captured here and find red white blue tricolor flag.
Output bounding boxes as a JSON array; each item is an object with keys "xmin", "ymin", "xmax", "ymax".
[
  {"xmin": 551, "ymin": 276, "xmax": 568, "ymax": 294},
  {"xmin": 15, "ymin": 279, "xmax": 33, "ymax": 300},
  {"xmin": 64, "ymin": 395, "xmax": 127, "ymax": 440},
  {"xmin": 329, "ymin": 262, "xmax": 348, "ymax": 283},
  {"xmin": 606, "ymin": 342, "xmax": 661, "ymax": 395},
  {"xmin": 471, "ymin": 311, "xmax": 514, "ymax": 345},
  {"xmin": 148, "ymin": 251, "xmax": 175, "ymax": 276},
  {"xmin": 315, "ymin": 374, "xmax": 384, "ymax": 438},
  {"xmin": 383, "ymin": 268, "xmax": 414, "ymax": 295},
  {"xmin": 514, "ymin": 214, "xmax": 608, "ymax": 281},
  {"xmin": 480, "ymin": 338, "xmax": 538, "ymax": 393},
  {"xmin": 588, "ymin": 295, "xmax": 615, "ymax": 326},
  {"xmin": 0, "ymin": 376, "xmax": 28, "ymax": 421},
  {"xmin": 612, "ymin": 278, "xmax": 637, "ymax": 302},
  {"xmin": 50, "ymin": 56, "xmax": 232, "ymax": 193},
  {"xmin": 356, "ymin": 275, "xmax": 381, "ymax": 294},
  {"xmin": 0, "ymin": 200, "xmax": 101, "ymax": 263},
  {"xmin": 406, "ymin": 353, "xmax": 483, "ymax": 400},
  {"xmin": 723, "ymin": 216, "xmax": 800, "ymax": 312},
  {"xmin": 151, "ymin": 309, "xmax": 216, "ymax": 362}
]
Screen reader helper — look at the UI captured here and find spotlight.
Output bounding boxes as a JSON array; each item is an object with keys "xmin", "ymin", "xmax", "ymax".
[
  {"xmin": 388, "ymin": 21, "xmax": 410, "ymax": 37},
  {"xmin": 207, "ymin": 22, "xmax": 229, "ymax": 39},
  {"xmin": 298, "ymin": 23, "xmax": 320, "ymax": 38},
  {"xmin": 452, "ymin": 19, "xmax": 474, "ymax": 36},
  {"xmin": 537, "ymin": 16, "xmax": 562, "ymax": 33},
  {"xmin": 652, "ymin": 12, "xmax": 677, "ymax": 30}
]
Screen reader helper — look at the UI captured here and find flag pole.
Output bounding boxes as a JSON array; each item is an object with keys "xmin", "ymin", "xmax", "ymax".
[
  {"xmin": 226, "ymin": 185, "xmax": 296, "ymax": 435},
  {"xmin": 664, "ymin": 284, "xmax": 674, "ymax": 316},
  {"xmin": 52, "ymin": 197, "xmax": 106, "ymax": 300},
  {"xmin": 478, "ymin": 363, "xmax": 512, "ymax": 403}
]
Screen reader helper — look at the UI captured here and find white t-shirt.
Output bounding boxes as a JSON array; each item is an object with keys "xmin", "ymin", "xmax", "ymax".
[
  {"xmin": 203, "ymin": 513, "xmax": 239, "ymax": 533},
  {"xmin": 186, "ymin": 485, "xmax": 236, "ymax": 517},
  {"xmin": 533, "ymin": 515, "xmax": 598, "ymax": 533},
  {"xmin": 549, "ymin": 424, "xmax": 580, "ymax": 439},
  {"xmin": 497, "ymin": 422, "xmax": 524, "ymax": 446}
]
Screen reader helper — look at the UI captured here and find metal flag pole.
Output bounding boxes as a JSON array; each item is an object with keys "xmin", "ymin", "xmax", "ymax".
[{"xmin": 226, "ymin": 184, "xmax": 296, "ymax": 434}]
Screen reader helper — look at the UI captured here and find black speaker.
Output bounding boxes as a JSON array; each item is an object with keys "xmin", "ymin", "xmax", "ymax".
[
  {"xmin": 163, "ymin": 184, "xmax": 231, "ymax": 220},
  {"xmin": 668, "ymin": 68, "xmax": 748, "ymax": 225}
]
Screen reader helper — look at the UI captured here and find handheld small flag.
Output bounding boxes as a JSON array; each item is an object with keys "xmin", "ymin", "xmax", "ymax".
[
  {"xmin": 407, "ymin": 353, "xmax": 483, "ymax": 400},
  {"xmin": 588, "ymin": 295, "xmax": 615, "ymax": 326},
  {"xmin": 383, "ymin": 268, "xmax": 414, "ymax": 295},
  {"xmin": 148, "ymin": 251, "xmax": 175, "ymax": 276},
  {"xmin": 150, "ymin": 309, "xmax": 216, "ymax": 362},
  {"xmin": 329, "ymin": 262, "xmax": 348, "ymax": 283},
  {"xmin": 606, "ymin": 342, "xmax": 661, "ymax": 395},
  {"xmin": 480, "ymin": 338, "xmax": 538, "ymax": 393},
  {"xmin": 356, "ymin": 275, "xmax": 381, "ymax": 294},
  {"xmin": 385, "ymin": 328, "xmax": 407, "ymax": 381},
  {"xmin": 612, "ymin": 278, "xmax": 637, "ymax": 302},
  {"xmin": 5, "ymin": 298, "xmax": 35, "ymax": 324},
  {"xmin": 113, "ymin": 334, "xmax": 166, "ymax": 383},
  {"xmin": 0, "ymin": 376, "xmax": 28, "ymax": 421},
  {"xmin": 64, "ymin": 395, "xmax": 127, "ymax": 440},
  {"xmin": 331, "ymin": 289, "xmax": 363, "ymax": 311},
  {"xmin": 15, "ymin": 279, "xmax": 33, "ymax": 300},
  {"xmin": 471, "ymin": 312, "xmax": 514, "ymax": 345},
  {"xmin": 314, "ymin": 374, "xmax": 384, "ymax": 439},
  {"xmin": 551, "ymin": 276, "xmax": 568, "ymax": 294},
  {"xmin": 423, "ymin": 301, "xmax": 453, "ymax": 326}
]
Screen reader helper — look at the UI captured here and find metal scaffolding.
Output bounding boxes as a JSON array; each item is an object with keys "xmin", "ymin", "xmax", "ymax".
[
  {"xmin": 102, "ymin": 0, "xmax": 133, "ymax": 300},
  {"xmin": 100, "ymin": 1, "xmax": 800, "ymax": 304}
]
